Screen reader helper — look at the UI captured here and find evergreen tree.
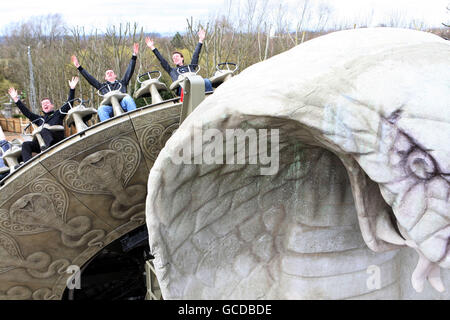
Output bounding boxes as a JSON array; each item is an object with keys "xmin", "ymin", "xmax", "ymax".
[{"xmin": 170, "ymin": 32, "xmax": 184, "ymax": 48}]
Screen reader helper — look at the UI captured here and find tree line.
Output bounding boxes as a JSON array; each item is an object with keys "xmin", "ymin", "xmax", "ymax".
[{"xmin": 0, "ymin": 7, "xmax": 448, "ymax": 115}]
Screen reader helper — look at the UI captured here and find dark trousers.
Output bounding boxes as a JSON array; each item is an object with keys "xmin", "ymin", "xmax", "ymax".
[{"xmin": 21, "ymin": 128, "xmax": 63, "ymax": 162}]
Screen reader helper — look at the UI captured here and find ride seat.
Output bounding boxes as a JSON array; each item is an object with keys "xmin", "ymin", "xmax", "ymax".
[
  {"xmin": 209, "ymin": 62, "xmax": 238, "ymax": 88},
  {"xmin": 2, "ymin": 140, "xmax": 23, "ymax": 172},
  {"xmin": 170, "ymin": 64, "xmax": 201, "ymax": 92},
  {"xmin": 209, "ymin": 70, "xmax": 233, "ymax": 87},
  {"xmin": 65, "ymin": 103, "xmax": 97, "ymax": 132},
  {"xmin": 100, "ymin": 91, "xmax": 128, "ymax": 108},
  {"xmin": 169, "ymin": 72, "xmax": 197, "ymax": 91},
  {"xmin": 98, "ymin": 83, "xmax": 129, "ymax": 117},
  {"xmin": 134, "ymin": 71, "xmax": 168, "ymax": 104}
]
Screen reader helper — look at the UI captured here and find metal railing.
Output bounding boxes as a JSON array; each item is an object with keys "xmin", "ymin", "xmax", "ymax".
[{"xmin": 145, "ymin": 260, "xmax": 163, "ymax": 300}]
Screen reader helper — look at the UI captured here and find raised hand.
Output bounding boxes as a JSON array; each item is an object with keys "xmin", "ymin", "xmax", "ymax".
[
  {"xmin": 71, "ymin": 55, "xmax": 80, "ymax": 68},
  {"xmin": 145, "ymin": 37, "xmax": 155, "ymax": 50},
  {"xmin": 68, "ymin": 76, "xmax": 79, "ymax": 89},
  {"xmin": 198, "ymin": 28, "xmax": 206, "ymax": 43},
  {"xmin": 133, "ymin": 43, "xmax": 139, "ymax": 55},
  {"xmin": 8, "ymin": 87, "xmax": 19, "ymax": 103}
]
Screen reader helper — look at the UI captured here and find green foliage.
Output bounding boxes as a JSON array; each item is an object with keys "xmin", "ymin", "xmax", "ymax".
[
  {"xmin": 0, "ymin": 79, "xmax": 16, "ymax": 99},
  {"xmin": 171, "ymin": 32, "xmax": 184, "ymax": 49},
  {"xmin": 0, "ymin": 61, "xmax": 18, "ymax": 101}
]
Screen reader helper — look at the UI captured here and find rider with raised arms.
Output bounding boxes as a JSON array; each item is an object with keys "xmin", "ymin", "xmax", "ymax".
[
  {"xmin": 145, "ymin": 29, "xmax": 213, "ymax": 95},
  {"xmin": 71, "ymin": 43, "xmax": 139, "ymax": 122},
  {"xmin": 7, "ymin": 77, "xmax": 79, "ymax": 163}
]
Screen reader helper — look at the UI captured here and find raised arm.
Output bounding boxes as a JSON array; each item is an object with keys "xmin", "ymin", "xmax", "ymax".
[
  {"xmin": 8, "ymin": 87, "xmax": 41, "ymax": 122},
  {"xmin": 145, "ymin": 37, "xmax": 172, "ymax": 74},
  {"xmin": 121, "ymin": 43, "xmax": 138, "ymax": 85},
  {"xmin": 71, "ymin": 55, "xmax": 102, "ymax": 89},
  {"xmin": 60, "ymin": 76, "xmax": 78, "ymax": 113},
  {"xmin": 191, "ymin": 28, "xmax": 206, "ymax": 65}
]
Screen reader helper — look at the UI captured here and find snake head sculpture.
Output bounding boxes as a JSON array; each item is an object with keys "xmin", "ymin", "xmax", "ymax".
[
  {"xmin": 146, "ymin": 28, "xmax": 449, "ymax": 298},
  {"xmin": 10, "ymin": 194, "xmax": 59, "ymax": 228}
]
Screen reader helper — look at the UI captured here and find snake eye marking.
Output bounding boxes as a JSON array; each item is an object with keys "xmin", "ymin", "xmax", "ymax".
[{"xmin": 406, "ymin": 149, "xmax": 436, "ymax": 180}]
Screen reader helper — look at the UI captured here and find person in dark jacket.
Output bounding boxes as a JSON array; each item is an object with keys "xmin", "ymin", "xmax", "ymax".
[
  {"xmin": 145, "ymin": 29, "xmax": 213, "ymax": 95},
  {"xmin": 7, "ymin": 76, "xmax": 79, "ymax": 162},
  {"xmin": 71, "ymin": 43, "xmax": 139, "ymax": 122}
]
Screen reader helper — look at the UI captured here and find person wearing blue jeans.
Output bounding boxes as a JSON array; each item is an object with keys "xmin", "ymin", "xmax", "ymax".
[
  {"xmin": 0, "ymin": 126, "xmax": 11, "ymax": 180},
  {"xmin": 71, "ymin": 43, "xmax": 139, "ymax": 122},
  {"xmin": 97, "ymin": 95, "xmax": 137, "ymax": 122},
  {"xmin": 145, "ymin": 29, "xmax": 213, "ymax": 96}
]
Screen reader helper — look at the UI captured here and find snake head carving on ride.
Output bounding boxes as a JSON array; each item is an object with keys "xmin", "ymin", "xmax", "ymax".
[{"xmin": 145, "ymin": 28, "xmax": 450, "ymax": 299}]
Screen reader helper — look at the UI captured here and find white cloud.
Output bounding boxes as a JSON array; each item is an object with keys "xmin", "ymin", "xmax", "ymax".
[
  {"xmin": 324, "ymin": 0, "xmax": 449, "ymax": 28},
  {"xmin": 0, "ymin": 0, "xmax": 225, "ymax": 34},
  {"xmin": 0, "ymin": 0, "xmax": 448, "ymax": 35}
]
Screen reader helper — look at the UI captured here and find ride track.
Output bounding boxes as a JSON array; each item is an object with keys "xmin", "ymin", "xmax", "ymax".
[
  {"xmin": 0, "ymin": 59, "xmax": 236, "ymax": 299},
  {"xmin": 0, "ymin": 96, "xmax": 183, "ymax": 299}
]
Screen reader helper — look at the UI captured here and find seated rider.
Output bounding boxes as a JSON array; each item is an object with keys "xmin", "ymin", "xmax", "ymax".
[
  {"xmin": 7, "ymin": 77, "xmax": 79, "ymax": 163},
  {"xmin": 0, "ymin": 126, "xmax": 11, "ymax": 180},
  {"xmin": 71, "ymin": 43, "xmax": 139, "ymax": 122},
  {"xmin": 145, "ymin": 29, "xmax": 213, "ymax": 95}
]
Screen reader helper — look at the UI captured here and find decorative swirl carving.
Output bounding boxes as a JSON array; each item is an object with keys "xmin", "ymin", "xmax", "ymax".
[
  {"xmin": 0, "ymin": 209, "xmax": 41, "ymax": 234},
  {"xmin": 0, "ymin": 230, "xmax": 24, "ymax": 274},
  {"xmin": 58, "ymin": 136, "xmax": 141, "ymax": 194},
  {"xmin": 59, "ymin": 160, "xmax": 111, "ymax": 195},
  {"xmin": 60, "ymin": 216, "xmax": 105, "ymax": 248},
  {"xmin": 0, "ymin": 179, "xmax": 69, "ymax": 236},
  {"xmin": 78, "ymin": 150, "xmax": 122, "ymax": 195},
  {"xmin": 42, "ymin": 120, "xmax": 134, "ymax": 170},
  {"xmin": 0, "ymin": 286, "xmax": 56, "ymax": 300},
  {"xmin": 140, "ymin": 124, "xmax": 165, "ymax": 161},
  {"xmin": 132, "ymin": 104, "xmax": 180, "ymax": 130},
  {"xmin": 160, "ymin": 123, "xmax": 179, "ymax": 147},
  {"xmin": 57, "ymin": 135, "xmax": 146, "ymax": 221},
  {"xmin": 129, "ymin": 212, "xmax": 146, "ymax": 223},
  {"xmin": 140, "ymin": 123, "xmax": 179, "ymax": 162},
  {"xmin": 111, "ymin": 201, "xmax": 145, "ymax": 220},
  {"xmin": 0, "ymin": 230, "xmax": 72, "ymax": 279},
  {"xmin": 61, "ymin": 230, "xmax": 105, "ymax": 248},
  {"xmin": 58, "ymin": 216, "xmax": 105, "ymax": 248},
  {"xmin": 0, "ymin": 179, "xmax": 106, "ymax": 249},
  {"xmin": 0, "ymin": 165, "xmax": 47, "ymax": 207},
  {"xmin": 0, "ymin": 286, "xmax": 33, "ymax": 300},
  {"xmin": 25, "ymin": 254, "xmax": 71, "ymax": 279},
  {"xmin": 29, "ymin": 178, "xmax": 68, "ymax": 222},
  {"xmin": 6, "ymin": 194, "xmax": 60, "ymax": 235},
  {"xmin": 110, "ymin": 136, "xmax": 141, "ymax": 186},
  {"xmin": 32, "ymin": 288, "xmax": 57, "ymax": 300}
]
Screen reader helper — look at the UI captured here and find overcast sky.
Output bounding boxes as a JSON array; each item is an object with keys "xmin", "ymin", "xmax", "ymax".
[{"xmin": 0, "ymin": 0, "xmax": 448, "ymax": 35}]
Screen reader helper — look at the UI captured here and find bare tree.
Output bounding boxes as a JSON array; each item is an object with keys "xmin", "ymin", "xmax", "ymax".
[
  {"xmin": 0, "ymin": 6, "xmax": 446, "ymax": 116},
  {"xmin": 443, "ymin": 6, "xmax": 449, "ymax": 28}
]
